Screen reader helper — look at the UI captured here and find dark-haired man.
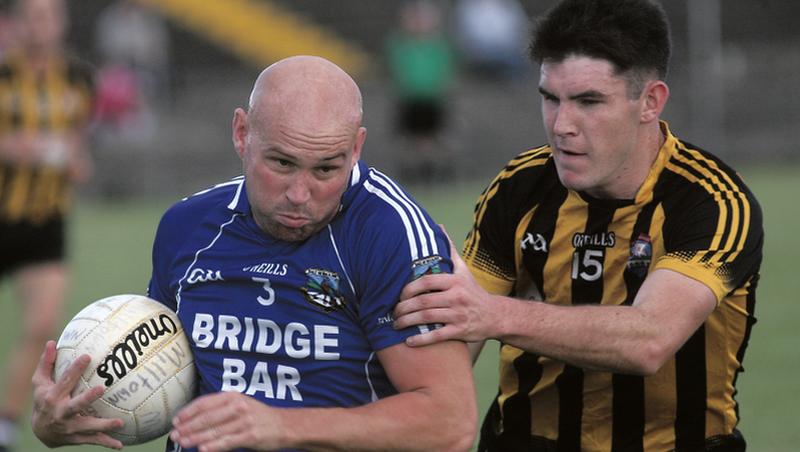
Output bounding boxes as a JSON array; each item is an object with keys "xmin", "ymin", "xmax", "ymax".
[{"xmin": 394, "ymin": 0, "xmax": 763, "ymax": 450}]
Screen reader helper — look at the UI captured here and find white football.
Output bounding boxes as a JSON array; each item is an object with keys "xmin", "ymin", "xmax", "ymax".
[{"xmin": 55, "ymin": 294, "xmax": 196, "ymax": 445}]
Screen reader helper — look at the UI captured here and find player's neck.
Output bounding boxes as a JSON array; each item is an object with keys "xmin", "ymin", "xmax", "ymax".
[{"xmin": 626, "ymin": 121, "xmax": 666, "ymax": 198}]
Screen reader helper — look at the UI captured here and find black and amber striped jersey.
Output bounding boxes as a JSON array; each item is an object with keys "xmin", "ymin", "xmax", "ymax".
[
  {"xmin": 0, "ymin": 52, "xmax": 93, "ymax": 224},
  {"xmin": 466, "ymin": 122, "xmax": 763, "ymax": 451}
]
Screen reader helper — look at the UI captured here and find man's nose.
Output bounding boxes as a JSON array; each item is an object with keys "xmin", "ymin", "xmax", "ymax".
[
  {"xmin": 285, "ymin": 173, "xmax": 311, "ymax": 205},
  {"xmin": 552, "ymin": 104, "xmax": 578, "ymax": 137}
]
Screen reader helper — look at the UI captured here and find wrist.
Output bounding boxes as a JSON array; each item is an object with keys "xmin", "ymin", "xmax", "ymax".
[
  {"xmin": 271, "ymin": 407, "xmax": 310, "ymax": 450},
  {"xmin": 488, "ymin": 294, "xmax": 510, "ymax": 340},
  {"xmin": 491, "ymin": 295, "xmax": 536, "ymax": 343}
]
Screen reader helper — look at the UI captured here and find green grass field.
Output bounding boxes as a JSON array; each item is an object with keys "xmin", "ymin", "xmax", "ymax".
[{"xmin": 2, "ymin": 164, "xmax": 798, "ymax": 451}]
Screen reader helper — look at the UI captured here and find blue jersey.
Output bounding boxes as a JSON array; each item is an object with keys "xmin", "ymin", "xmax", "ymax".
[{"xmin": 148, "ymin": 161, "xmax": 450, "ymax": 449}]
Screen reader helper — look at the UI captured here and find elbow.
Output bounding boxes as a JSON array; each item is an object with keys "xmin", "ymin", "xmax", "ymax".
[
  {"xmin": 440, "ymin": 415, "xmax": 478, "ymax": 452},
  {"xmin": 434, "ymin": 399, "xmax": 478, "ymax": 452},
  {"xmin": 628, "ymin": 339, "xmax": 672, "ymax": 376},
  {"xmin": 455, "ymin": 418, "xmax": 479, "ymax": 452}
]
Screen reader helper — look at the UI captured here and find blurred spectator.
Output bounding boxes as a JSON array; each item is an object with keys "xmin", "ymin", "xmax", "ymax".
[
  {"xmin": 0, "ymin": 0, "xmax": 94, "ymax": 450},
  {"xmin": 454, "ymin": 0, "xmax": 529, "ymax": 79},
  {"xmin": 93, "ymin": 0, "xmax": 170, "ymax": 142},
  {"xmin": 386, "ymin": 0, "xmax": 455, "ymax": 183},
  {"xmin": 0, "ymin": 2, "xmax": 16, "ymax": 57},
  {"xmin": 95, "ymin": 0, "xmax": 170, "ymax": 102}
]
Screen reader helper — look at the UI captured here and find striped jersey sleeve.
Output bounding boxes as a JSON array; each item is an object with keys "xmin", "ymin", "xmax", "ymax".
[
  {"xmin": 463, "ymin": 146, "xmax": 553, "ymax": 295},
  {"xmin": 657, "ymin": 142, "xmax": 763, "ymax": 302}
]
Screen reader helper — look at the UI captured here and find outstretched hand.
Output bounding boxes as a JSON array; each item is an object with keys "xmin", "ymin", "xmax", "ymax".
[
  {"xmin": 393, "ymin": 227, "xmax": 496, "ymax": 346},
  {"xmin": 30, "ymin": 340, "xmax": 124, "ymax": 449}
]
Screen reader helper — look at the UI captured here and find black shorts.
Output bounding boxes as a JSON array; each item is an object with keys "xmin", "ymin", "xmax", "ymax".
[
  {"xmin": 0, "ymin": 216, "xmax": 65, "ymax": 277},
  {"xmin": 397, "ymin": 98, "xmax": 445, "ymax": 136}
]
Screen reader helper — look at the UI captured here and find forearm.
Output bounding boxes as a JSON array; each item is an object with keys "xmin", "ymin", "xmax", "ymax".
[
  {"xmin": 492, "ymin": 295, "xmax": 662, "ymax": 374},
  {"xmin": 278, "ymin": 387, "xmax": 474, "ymax": 451},
  {"xmin": 172, "ymin": 342, "xmax": 477, "ymax": 451},
  {"xmin": 490, "ymin": 270, "xmax": 717, "ymax": 374}
]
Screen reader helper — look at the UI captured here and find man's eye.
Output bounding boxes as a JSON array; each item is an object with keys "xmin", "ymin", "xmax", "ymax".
[{"xmin": 579, "ymin": 98, "xmax": 601, "ymax": 106}]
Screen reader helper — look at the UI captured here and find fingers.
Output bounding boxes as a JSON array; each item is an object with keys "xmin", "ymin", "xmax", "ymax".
[
  {"xmin": 63, "ymin": 385, "xmax": 106, "ymax": 417},
  {"xmin": 399, "ymin": 273, "xmax": 452, "ymax": 301},
  {"xmin": 405, "ymin": 326, "xmax": 459, "ymax": 347},
  {"xmin": 172, "ymin": 393, "xmax": 235, "ymax": 437},
  {"xmin": 450, "ymin": 242, "xmax": 468, "ymax": 274},
  {"xmin": 394, "ymin": 305, "xmax": 453, "ymax": 330},
  {"xmin": 438, "ymin": 223, "xmax": 468, "ymax": 274},
  {"xmin": 72, "ymin": 432, "xmax": 123, "ymax": 450},
  {"xmin": 32, "ymin": 340, "xmax": 57, "ymax": 386},
  {"xmin": 173, "ymin": 392, "xmax": 220, "ymax": 425},
  {"xmin": 394, "ymin": 289, "xmax": 454, "ymax": 319},
  {"xmin": 69, "ymin": 415, "xmax": 125, "ymax": 438},
  {"xmin": 171, "ymin": 394, "xmax": 250, "ymax": 450},
  {"xmin": 173, "ymin": 419, "xmax": 229, "ymax": 450},
  {"xmin": 54, "ymin": 354, "xmax": 92, "ymax": 399}
]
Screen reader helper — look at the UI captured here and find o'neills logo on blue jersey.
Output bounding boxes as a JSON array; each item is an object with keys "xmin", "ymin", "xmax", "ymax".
[
  {"xmin": 412, "ymin": 255, "xmax": 443, "ymax": 280},
  {"xmin": 301, "ymin": 268, "xmax": 345, "ymax": 312}
]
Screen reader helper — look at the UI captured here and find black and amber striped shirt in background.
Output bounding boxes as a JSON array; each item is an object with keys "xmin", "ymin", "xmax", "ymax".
[
  {"xmin": 0, "ymin": 52, "xmax": 93, "ymax": 224},
  {"xmin": 466, "ymin": 122, "xmax": 763, "ymax": 451}
]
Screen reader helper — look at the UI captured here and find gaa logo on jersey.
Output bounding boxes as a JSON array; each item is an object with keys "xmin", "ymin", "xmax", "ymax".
[
  {"xmin": 301, "ymin": 268, "xmax": 345, "ymax": 312},
  {"xmin": 412, "ymin": 255, "xmax": 443, "ymax": 281},
  {"xmin": 627, "ymin": 233, "xmax": 652, "ymax": 277}
]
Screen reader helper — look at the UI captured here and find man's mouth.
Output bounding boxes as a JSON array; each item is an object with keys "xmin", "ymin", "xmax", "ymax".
[{"xmin": 277, "ymin": 214, "xmax": 309, "ymax": 228}]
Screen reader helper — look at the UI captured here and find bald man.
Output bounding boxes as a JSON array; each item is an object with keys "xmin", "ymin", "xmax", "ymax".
[{"xmin": 30, "ymin": 56, "xmax": 477, "ymax": 451}]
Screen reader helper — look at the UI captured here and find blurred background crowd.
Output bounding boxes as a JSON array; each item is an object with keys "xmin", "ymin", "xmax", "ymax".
[{"xmin": 0, "ymin": 0, "xmax": 796, "ymax": 196}]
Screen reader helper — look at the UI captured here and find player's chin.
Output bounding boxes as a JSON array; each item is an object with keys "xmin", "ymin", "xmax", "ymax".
[
  {"xmin": 555, "ymin": 169, "xmax": 592, "ymax": 193},
  {"xmin": 271, "ymin": 224, "xmax": 319, "ymax": 242}
]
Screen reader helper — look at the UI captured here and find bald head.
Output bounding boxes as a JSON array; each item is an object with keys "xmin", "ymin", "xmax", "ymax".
[
  {"xmin": 247, "ymin": 56, "xmax": 363, "ymax": 135},
  {"xmin": 232, "ymin": 56, "xmax": 368, "ymax": 241}
]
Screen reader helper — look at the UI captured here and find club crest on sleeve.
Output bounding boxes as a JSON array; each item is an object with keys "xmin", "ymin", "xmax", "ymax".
[
  {"xmin": 627, "ymin": 233, "xmax": 652, "ymax": 277},
  {"xmin": 412, "ymin": 255, "xmax": 443, "ymax": 280},
  {"xmin": 301, "ymin": 268, "xmax": 345, "ymax": 312}
]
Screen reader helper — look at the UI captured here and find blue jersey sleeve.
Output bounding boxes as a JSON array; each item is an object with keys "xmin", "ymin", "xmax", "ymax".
[
  {"xmin": 147, "ymin": 193, "xmax": 219, "ymax": 312},
  {"xmin": 349, "ymin": 199, "xmax": 452, "ymax": 351},
  {"xmin": 147, "ymin": 202, "xmax": 183, "ymax": 311}
]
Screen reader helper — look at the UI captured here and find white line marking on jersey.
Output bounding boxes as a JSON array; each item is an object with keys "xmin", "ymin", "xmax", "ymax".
[
  {"xmin": 328, "ymin": 224, "xmax": 357, "ymax": 296},
  {"xmin": 363, "ymin": 180, "xmax": 419, "ymax": 260},
  {"xmin": 175, "ymin": 212, "xmax": 243, "ymax": 313}
]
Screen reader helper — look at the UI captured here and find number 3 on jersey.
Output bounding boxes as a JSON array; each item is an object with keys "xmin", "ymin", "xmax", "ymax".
[
  {"xmin": 253, "ymin": 277, "xmax": 275, "ymax": 306},
  {"xmin": 572, "ymin": 249, "xmax": 604, "ymax": 281}
]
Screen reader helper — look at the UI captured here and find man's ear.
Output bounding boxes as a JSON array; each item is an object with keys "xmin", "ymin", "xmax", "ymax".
[
  {"xmin": 640, "ymin": 80, "xmax": 669, "ymax": 124},
  {"xmin": 232, "ymin": 108, "xmax": 248, "ymax": 159},
  {"xmin": 352, "ymin": 126, "xmax": 367, "ymax": 163}
]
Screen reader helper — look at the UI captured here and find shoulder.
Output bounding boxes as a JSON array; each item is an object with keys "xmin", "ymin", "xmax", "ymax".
[
  {"xmin": 486, "ymin": 145, "xmax": 556, "ymax": 197},
  {"xmin": 157, "ymin": 177, "xmax": 245, "ymax": 240},
  {"xmin": 476, "ymin": 145, "xmax": 562, "ymax": 221},
  {"xmin": 347, "ymin": 167, "xmax": 432, "ymax": 233},
  {"xmin": 660, "ymin": 138, "xmax": 760, "ymax": 214},
  {"xmin": 656, "ymin": 137, "xmax": 763, "ymax": 259},
  {"xmin": 342, "ymin": 166, "xmax": 446, "ymax": 259}
]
